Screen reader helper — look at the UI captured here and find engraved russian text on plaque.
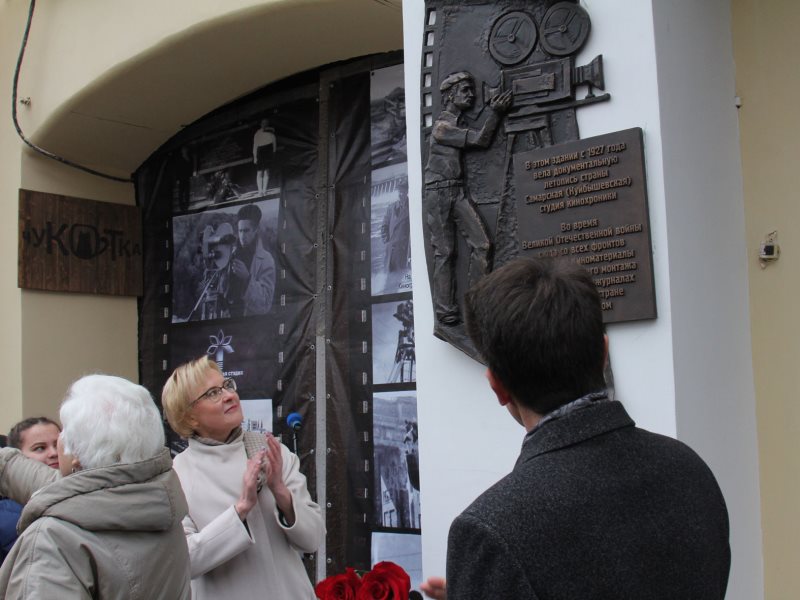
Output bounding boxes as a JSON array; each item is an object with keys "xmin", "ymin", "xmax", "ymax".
[{"xmin": 514, "ymin": 127, "xmax": 656, "ymax": 322}]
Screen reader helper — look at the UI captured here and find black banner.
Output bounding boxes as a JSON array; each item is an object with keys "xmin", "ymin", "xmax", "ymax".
[{"xmin": 136, "ymin": 54, "xmax": 421, "ymax": 589}]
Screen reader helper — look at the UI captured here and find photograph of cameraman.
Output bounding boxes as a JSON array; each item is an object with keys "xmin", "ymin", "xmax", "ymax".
[
  {"xmin": 371, "ymin": 299, "xmax": 416, "ymax": 385},
  {"xmin": 170, "ymin": 200, "xmax": 277, "ymax": 322}
]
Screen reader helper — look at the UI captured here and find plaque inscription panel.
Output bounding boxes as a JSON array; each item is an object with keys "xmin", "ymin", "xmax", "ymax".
[{"xmin": 514, "ymin": 127, "xmax": 656, "ymax": 323}]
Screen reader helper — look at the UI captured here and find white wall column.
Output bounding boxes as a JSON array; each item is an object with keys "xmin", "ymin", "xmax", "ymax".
[{"xmin": 403, "ymin": 1, "xmax": 762, "ymax": 597}]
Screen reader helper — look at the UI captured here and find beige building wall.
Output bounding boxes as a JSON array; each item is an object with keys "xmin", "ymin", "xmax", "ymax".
[
  {"xmin": 1, "ymin": 0, "xmax": 27, "ymax": 429},
  {"xmin": 17, "ymin": 159, "xmax": 138, "ymax": 423},
  {"xmin": 1, "ymin": 3, "xmax": 129, "ymax": 430},
  {"xmin": 5, "ymin": 0, "xmax": 791, "ymax": 596},
  {"xmin": 0, "ymin": 0, "xmax": 402, "ymax": 431},
  {"xmin": 732, "ymin": 0, "xmax": 800, "ymax": 596}
]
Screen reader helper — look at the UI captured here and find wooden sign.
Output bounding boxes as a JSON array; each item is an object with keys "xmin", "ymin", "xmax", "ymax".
[{"xmin": 18, "ymin": 189, "xmax": 143, "ymax": 296}]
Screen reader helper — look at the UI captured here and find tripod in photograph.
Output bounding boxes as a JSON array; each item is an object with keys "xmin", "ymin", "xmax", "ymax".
[{"xmin": 388, "ymin": 300, "xmax": 415, "ymax": 383}]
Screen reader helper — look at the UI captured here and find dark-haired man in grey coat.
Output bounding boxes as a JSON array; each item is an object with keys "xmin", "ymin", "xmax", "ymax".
[{"xmin": 422, "ymin": 257, "xmax": 730, "ymax": 600}]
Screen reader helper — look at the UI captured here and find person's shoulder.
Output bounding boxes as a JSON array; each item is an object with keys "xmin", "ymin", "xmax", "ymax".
[
  {"xmin": 9, "ymin": 517, "xmax": 101, "ymax": 592},
  {"xmin": 0, "ymin": 498, "xmax": 22, "ymax": 514},
  {"xmin": 254, "ymin": 243, "xmax": 276, "ymax": 267},
  {"xmin": 449, "ymin": 483, "xmax": 527, "ymax": 555},
  {"xmin": 456, "ymin": 471, "xmax": 521, "ymax": 525},
  {"xmin": 255, "ymin": 243, "xmax": 274, "ymax": 259},
  {"xmin": 18, "ymin": 514, "xmax": 87, "ymax": 549},
  {"xmin": 632, "ymin": 426, "xmax": 709, "ymax": 461},
  {"xmin": 171, "ymin": 443, "xmax": 197, "ymax": 472},
  {"xmin": 627, "ymin": 426, "xmax": 722, "ymax": 483},
  {"xmin": 0, "ymin": 498, "xmax": 22, "ymax": 544}
]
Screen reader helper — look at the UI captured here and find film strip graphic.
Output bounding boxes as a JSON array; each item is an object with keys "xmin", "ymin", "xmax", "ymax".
[{"xmin": 421, "ymin": 7, "xmax": 438, "ymax": 130}]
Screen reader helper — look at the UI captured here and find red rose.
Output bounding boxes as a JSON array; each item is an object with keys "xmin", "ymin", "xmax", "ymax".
[
  {"xmin": 356, "ymin": 562, "xmax": 410, "ymax": 600},
  {"xmin": 315, "ymin": 567, "xmax": 362, "ymax": 600}
]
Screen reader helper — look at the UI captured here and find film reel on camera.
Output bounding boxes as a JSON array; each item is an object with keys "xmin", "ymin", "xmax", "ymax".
[
  {"xmin": 539, "ymin": 1, "xmax": 591, "ymax": 56},
  {"xmin": 488, "ymin": 11, "xmax": 538, "ymax": 66}
]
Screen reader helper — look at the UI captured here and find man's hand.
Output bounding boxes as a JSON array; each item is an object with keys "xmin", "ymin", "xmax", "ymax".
[
  {"xmin": 420, "ymin": 576, "xmax": 447, "ymax": 599},
  {"xmin": 230, "ymin": 258, "xmax": 250, "ymax": 282},
  {"xmin": 490, "ymin": 89, "xmax": 513, "ymax": 114}
]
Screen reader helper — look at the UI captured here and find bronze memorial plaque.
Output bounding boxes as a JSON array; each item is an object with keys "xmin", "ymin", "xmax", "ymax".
[{"xmin": 514, "ymin": 127, "xmax": 656, "ymax": 323}]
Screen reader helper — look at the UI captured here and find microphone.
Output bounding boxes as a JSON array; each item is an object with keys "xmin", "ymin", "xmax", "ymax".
[
  {"xmin": 286, "ymin": 412, "xmax": 303, "ymax": 431},
  {"xmin": 286, "ymin": 412, "xmax": 302, "ymax": 455}
]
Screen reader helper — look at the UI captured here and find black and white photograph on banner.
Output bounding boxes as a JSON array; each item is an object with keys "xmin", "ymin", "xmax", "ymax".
[
  {"xmin": 372, "ymin": 392, "xmax": 420, "ymax": 530},
  {"xmin": 370, "ymin": 63, "xmax": 407, "ymax": 168},
  {"xmin": 164, "ymin": 145, "xmax": 196, "ymax": 213},
  {"xmin": 171, "ymin": 198, "xmax": 279, "ymax": 323},
  {"xmin": 371, "ymin": 299, "xmax": 416, "ymax": 385},
  {"xmin": 371, "ymin": 533, "xmax": 422, "ymax": 591},
  {"xmin": 241, "ymin": 398, "xmax": 273, "ymax": 434},
  {"xmin": 371, "ymin": 163, "xmax": 412, "ymax": 297},
  {"xmin": 169, "ymin": 319, "xmax": 277, "ymax": 396},
  {"xmin": 170, "ymin": 120, "xmax": 284, "ymax": 212}
]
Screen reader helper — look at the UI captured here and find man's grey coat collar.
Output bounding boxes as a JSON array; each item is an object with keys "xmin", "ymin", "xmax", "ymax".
[{"xmin": 516, "ymin": 401, "xmax": 635, "ymax": 467}]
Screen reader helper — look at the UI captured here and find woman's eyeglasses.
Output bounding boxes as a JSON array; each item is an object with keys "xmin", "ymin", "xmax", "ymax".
[{"xmin": 191, "ymin": 378, "xmax": 237, "ymax": 406}]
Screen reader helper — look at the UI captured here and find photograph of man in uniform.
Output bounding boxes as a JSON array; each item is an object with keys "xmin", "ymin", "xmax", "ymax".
[
  {"xmin": 381, "ymin": 176, "xmax": 410, "ymax": 274},
  {"xmin": 424, "ymin": 72, "xmax": 511, "ymax": 326},
  {"xmin": 226, "ymin": 203, "xmax": 276, "ymax": 316},
  {"xmin": 253, "ymin": 118, "xmax": 277, "ymax": 197},
  {"xmin": 371, "ymin": 164, "xmax": 412, "ymax": 296}
]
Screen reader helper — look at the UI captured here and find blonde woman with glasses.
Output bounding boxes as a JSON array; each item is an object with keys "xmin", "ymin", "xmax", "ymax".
[{"xmin": 162, "ymin": 356, "xmax": 324, "ymax": 599}]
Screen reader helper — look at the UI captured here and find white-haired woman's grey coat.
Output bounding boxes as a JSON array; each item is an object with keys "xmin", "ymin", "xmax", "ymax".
[{"xmin": 0, "ymin": 448, "xmax": 192, "ymax": 599}]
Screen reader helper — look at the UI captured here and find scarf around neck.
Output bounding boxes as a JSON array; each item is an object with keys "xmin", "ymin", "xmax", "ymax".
[
  {"xmin": 526, "ymin": 390, "xmax": 609, "ymax": 438},
  {"xmin": 191, "ymin": 427, "xmax": 266, "ymax": 491}
]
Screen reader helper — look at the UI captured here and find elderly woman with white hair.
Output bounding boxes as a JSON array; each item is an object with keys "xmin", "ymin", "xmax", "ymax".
[
  {"xmin": 162, "ymin": 355, "xmax": 324, "ymax": 599},
  {"xmin": 0, "ymin": 375, "xmax": 191, "ymax": 599}
]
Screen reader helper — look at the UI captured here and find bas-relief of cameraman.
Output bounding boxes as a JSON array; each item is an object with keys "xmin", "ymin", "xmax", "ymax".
[
  {"xmin": 422, "ymin": 4, "xmax": 612, "ymax": 341},
  {"xmin": 421, "ymin": 2, "xmax": 617, "ymax": 393},
  {"xmin": 424, "ymin": 72, "xmax": 512, "ymax": 326}
]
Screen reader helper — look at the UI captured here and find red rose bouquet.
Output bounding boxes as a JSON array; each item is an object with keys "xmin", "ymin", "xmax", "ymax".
[
  {"xmin": 358, "ymin": 562, "xmax": 411, "ymax": 600},
  {"xmin": 315, "ymin": 561, "xmax": 411, "ymax": 600},
  {"xmin": 315, "ymin": 567, "xmax": 362, "ymax": 600}
]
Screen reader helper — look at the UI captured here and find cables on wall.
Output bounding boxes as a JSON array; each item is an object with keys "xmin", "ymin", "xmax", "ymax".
[{"xmin": 11, "ymin": 0, "xmax": 133, "ymax": 184}]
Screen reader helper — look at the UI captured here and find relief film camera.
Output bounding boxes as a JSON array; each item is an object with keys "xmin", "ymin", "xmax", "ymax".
[
  {"xmin": 484, "ymin": 55, "xmax": 608, "ymax": 139},
  {"xmin": 482, "ymin": 4, "xmax": 610, "ymax": 144}
]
